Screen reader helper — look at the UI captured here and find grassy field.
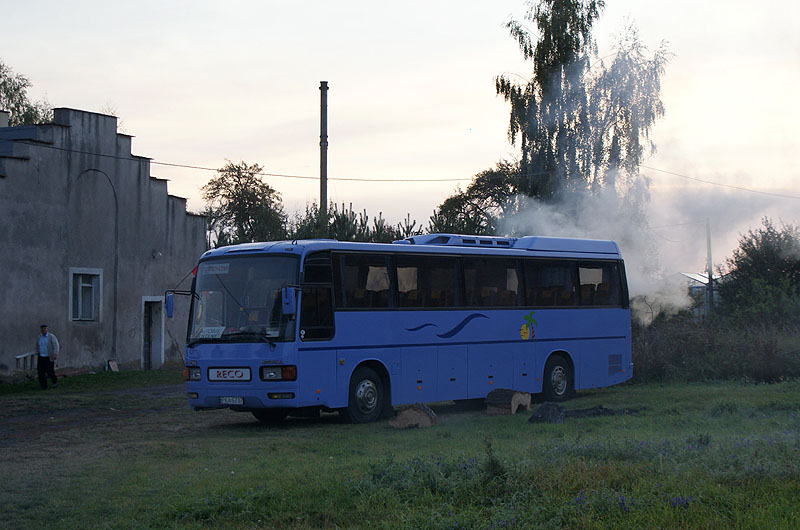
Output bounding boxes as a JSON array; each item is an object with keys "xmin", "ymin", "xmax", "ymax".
[{"xmin": 1, "ymin": 372, "xmax": 799, "ymax": 529}]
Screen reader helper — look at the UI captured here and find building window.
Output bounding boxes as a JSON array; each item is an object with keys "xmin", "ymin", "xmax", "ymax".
[{"xmin": 70, "ymin": 268, "xmax": 103, "ymax": 321}]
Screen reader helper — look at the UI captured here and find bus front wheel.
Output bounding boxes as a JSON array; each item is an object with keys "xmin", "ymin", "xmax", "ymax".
[
  {"xmin": 542, "ymin": 355, "xmax": 573, "ymax": 402},
  {"xmin": 343, "ymin": 366, "xmax": 384, "ymax": 423},
  {"xmin": 251, "ymin": 408, "xmax": 289, "ymax": 423}
]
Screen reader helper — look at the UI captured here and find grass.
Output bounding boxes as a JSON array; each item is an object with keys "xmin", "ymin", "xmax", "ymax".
[{"xmin": 1, "ymin": 373, "xmax": 799, "ymax": 529}]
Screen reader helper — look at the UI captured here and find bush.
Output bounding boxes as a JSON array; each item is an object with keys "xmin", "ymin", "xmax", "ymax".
[
  {"xmin": 718, "ymin": 218, "xmax": 800, "ymax": 325},
  {"xmin": 632, "ymin": 314, "xmax": 800, "ymax": 383}
]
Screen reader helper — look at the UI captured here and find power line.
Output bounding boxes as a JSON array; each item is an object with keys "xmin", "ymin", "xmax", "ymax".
[
  {"xmin": 14, "ymin": 139, "xmax": 800, "ymax": 197},
  {"xmin": 153, "ymin": 160, "xmax": 476, "ymax": 182},
  {"xmin": 642, "ymin": 165, "xmax": 800, "ymax": 200},
  {"xmin": 650, "ymin": 220, "xmax": 704, "ymax": 230},
  {"xmin": 17, "ymin": 141, "xmax": 474, "ymax": 182},
  {"xmin": 15, "ymin": 140, "xmax": 538, "ymax": 183}
]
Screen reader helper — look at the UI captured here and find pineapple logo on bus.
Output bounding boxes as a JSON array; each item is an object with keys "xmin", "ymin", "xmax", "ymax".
[{"xmin": 520, "ymin": 311, "xmax": 537, "ymax": 340}]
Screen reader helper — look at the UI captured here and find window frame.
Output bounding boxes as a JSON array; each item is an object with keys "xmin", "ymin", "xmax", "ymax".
[
  {"xmin": 393, "ymin": 253, "xmax": 461, "ymax": 310},
  {"xmin": 462, "ymin": 256, "xmax": 521, "ymax": 308},
  {"xmin": 299, "ymin": 251, "xmax": 335, "ymax": 341},
  {"xmin": 69, "ymin": 267, "xmax": 103, "ymax": 322},
  {"xmin": 323, "ymin": 251, "xmax": 628, "ymax": 311}
]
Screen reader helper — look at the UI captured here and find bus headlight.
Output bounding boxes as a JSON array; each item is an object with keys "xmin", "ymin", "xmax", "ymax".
[
  {"xmin": 260, "ymin": 365, "xmax": 297, "ymax": 381},
  {"xmin": 184, "ymin": 366, "xmax": 201, "ymax": 381}
]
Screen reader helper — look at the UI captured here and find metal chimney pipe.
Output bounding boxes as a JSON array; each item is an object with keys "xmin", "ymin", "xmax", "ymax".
[
  {"xmin": 0, "ymin": 110, "xmax": 9, "ymax": 128},
  {"xmin": 319, "ymin": 81, "xmax": 329, "ymax": 222}
]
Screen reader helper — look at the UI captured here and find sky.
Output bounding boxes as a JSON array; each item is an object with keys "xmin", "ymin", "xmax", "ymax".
[{"xmin": 3, "ymin": 0, "xmax": 800, "ymax": 278}]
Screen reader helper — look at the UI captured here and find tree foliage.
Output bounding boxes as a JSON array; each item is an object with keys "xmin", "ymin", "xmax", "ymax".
[
  {"xmin": 289, "ymin": 202, "xmax": 423, "ymax": 243},
  {"xmin": 496, "ymin": 2, "xmax": 669, "ymax": 205},
  {"xmin": 427, "ymin": 161, "xmax": 521, "ymax": 235},
  {"xmin": 718, "ymin": 218, "xmax": 800, "ymax": 323},
  {"xmin": 202, "ymin": 161, "xmax": 287, "ymax": 246},
  {"xmin": 0, "ymin": 59, "xmax": 52, "ymax": 126},
  {"xmin": 432, "ymin": 2, "xmax": 670, "ymax": 235}
]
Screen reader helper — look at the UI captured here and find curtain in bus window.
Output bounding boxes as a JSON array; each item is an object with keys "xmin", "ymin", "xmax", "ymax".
[
  {"xmin": 524, "ymin": 260, "xmax": 577, "ymax": 307},
  {"xmin": 337, "ymin": 254, "xmax": 391, "ymax": 309},
  {"xmin": 579, "ymin": 262, "xmax": 621, "ymax": 306},
  {"xmin": 463, "ymin": 258, "xmax": 519, "ymax": 307},
  {"xmin": 396, "ymin": 255, "xmax": 458, "ymax": 308}
]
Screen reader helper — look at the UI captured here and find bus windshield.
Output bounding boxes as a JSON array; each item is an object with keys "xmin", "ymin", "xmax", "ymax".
[{"xmin": 189, "ymin": 256, "xmax": 298, "ymax": 344}]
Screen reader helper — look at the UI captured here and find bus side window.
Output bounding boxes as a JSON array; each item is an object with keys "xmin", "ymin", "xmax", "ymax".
[
  {"xmin": 463, "ymin": 257, "xmax": 519, "ymax": 307},
  {"xmin": 579, "ymin": 262, "xmax": 621, "ymax": 306},
  {"xmin": 300, "ymin": 286, "xmax": 334, "ymax": 340},
  {"xmin": 524, "ymin": 260, "xmax": 576, "ymax": 307},
  {"xmin": 398, "ymin": 256, "xmax": 458, "ymax": 308},
  {"xmin": 300, "ymin": 251, "xmax": 335, "ymax": 340},
  {"xmin": 336, "ymin": 253, "xmax": 391, "ymax": 309}
]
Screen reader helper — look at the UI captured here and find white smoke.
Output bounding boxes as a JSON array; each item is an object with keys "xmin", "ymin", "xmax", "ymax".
[
  {"xmin": 498, "ymin": 185, "xmax": 691, "ymax": 323},
  {"xmin": 497, "ymin": 179, "xmax": 800, "ymax": 324}
]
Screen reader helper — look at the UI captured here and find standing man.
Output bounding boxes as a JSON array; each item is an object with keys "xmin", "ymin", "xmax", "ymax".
[{"xmin": 35, "ymin": 324, "xmax": 60, "ymax": 389}]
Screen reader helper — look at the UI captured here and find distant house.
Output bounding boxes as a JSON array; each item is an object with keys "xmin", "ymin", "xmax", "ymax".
[
  {"xmin": 0, "ymin": 108, "xmax": 206, "ymax": 376},
  {"xmin": 680, "ymin": 272, "xmax": 721, "ymax": 316}
]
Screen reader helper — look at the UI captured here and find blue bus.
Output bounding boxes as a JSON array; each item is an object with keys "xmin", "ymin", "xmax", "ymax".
[{"xmin": 167, "ymin": 233, "xmax": 631, "ymax": 423}]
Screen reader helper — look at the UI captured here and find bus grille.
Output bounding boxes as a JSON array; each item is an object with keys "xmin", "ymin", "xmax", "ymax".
[{"xmin": 608, "ymin": 354, "xmax": 623, "ymax": 376}]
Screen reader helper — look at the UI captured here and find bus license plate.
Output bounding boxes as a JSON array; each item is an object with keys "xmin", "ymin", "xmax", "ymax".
[{"xmin": 220, "ymin": 396, "xmax": 243, "ymax": 406}]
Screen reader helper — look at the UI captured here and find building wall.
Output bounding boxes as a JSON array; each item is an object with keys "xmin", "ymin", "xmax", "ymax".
[{"xmin": 0, "ymin": 108, "xmax": 206, "ymax": 373}]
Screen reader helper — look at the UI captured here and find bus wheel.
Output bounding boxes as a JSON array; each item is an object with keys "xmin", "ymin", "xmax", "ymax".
[
  {"xmin": 343, "ymin": 366, "xmax": 384, "ymax": 423},
  {"xmin": 251, "ymin": 408, "xmax": 288, "ymax": 423},
  {"xmin": 542, "ymin": 355, "xmax": 573, "ymax": 402}
]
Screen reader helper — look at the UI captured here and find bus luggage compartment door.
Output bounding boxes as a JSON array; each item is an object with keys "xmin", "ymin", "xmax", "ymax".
[{"xmin": 437, "ymin": 345, "xmax": 468, "ymax": 401}]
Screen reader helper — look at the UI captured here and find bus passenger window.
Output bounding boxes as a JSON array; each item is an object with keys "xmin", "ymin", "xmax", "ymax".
[
  {"xmin": 336, "ymin": 254, "xmax": 391, "ymax": 309},
  {"xmin": 579, "ymin": 263, "xmax": 621, "ymax": 306},
  {"xmin": 395, "ymin": 256, "xmax": 458, "ymax": 308},
  {"xmin": 463, "ymin": 258, "xmax": 519, "ymax": 307},
  {"xmin": 524, "ymin": 260, "xmax": 577, "ymax": 307}
]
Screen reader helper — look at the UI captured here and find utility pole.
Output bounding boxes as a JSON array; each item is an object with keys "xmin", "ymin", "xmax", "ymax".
[
  {"xmin": 319, "ymin": 81, "xmax": 328, "ymax": 225},
  {"xmin": 706, "ymin": 218, "xmax": 714, "ymax": 315}
]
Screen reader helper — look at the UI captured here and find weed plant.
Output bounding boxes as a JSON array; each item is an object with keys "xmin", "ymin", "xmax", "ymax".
[{"xmin": 632, "ymin": 312, "xmax": 800, "ymax": 383}]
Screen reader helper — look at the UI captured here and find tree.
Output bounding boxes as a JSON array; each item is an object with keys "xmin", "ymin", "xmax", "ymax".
[
  {"xmin": 0, "ymin": 59, "xmax": 52, "ymax": 126},
  {"xmin": 428, "ymin": 161, "xmax": 520, "ymax": 235},
  {"xmin": 428, "ymin": 189, "xmax": 497, "ymax": 235},
  {"xmin": 718, "ymin": 218, "xmax": 800, "ymax": 323},
  {"xmin": 288, "ymin": 201, "xmax": 422, "ymax": 243},
  {"xmin": 495, "ymin": 1, "xmax": 669, "ymax": 211},
  {"xmin": 202, "ymin": 161, "xmax": 287, "ymax": 246}
]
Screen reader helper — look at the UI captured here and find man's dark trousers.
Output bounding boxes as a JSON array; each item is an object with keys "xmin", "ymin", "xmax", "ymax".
[{"xmin": 37, "ymin": 356, "xmax": 58, "ymax": 389}]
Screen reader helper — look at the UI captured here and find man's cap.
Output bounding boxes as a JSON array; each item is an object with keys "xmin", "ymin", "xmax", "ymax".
[{"xmin": 40, "ymin": 324, "xmax": 48, "ymax": 328}]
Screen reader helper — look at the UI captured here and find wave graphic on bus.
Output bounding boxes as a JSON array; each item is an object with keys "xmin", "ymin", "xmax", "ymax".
[{"xmin": 406, "ymin": 313, "xmax": 489, "ymax": 338}]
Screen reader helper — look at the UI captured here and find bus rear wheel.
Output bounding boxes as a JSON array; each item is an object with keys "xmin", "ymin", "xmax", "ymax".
[
  {"xmin": 542, "ymin": 355, "xmax": 573, "ymax": 402},
  {"xmin": 251, "ymin": 408, "xmax": 289, "ymax": 423},
  {"xmin": 342, "ymin": 366, "xmax": 384, "ymax": 424}
]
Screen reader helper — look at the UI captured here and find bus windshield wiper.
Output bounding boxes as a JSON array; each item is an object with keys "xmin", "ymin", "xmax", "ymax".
[{"xmin": 221, "ymin": 329, "xmax": 277, "ymax": 343}]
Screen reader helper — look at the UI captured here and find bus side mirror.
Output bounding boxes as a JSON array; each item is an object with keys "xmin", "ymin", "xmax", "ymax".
[
  {"xmin": 281, "ymin": 286, "xmax": 297, "ymax": 316},
  {"xmin": 165, "ymin": 293, "xmax": 174, "ymax": 318}
]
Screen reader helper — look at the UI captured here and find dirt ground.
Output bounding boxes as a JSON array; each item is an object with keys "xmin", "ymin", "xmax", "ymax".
[
  {"xmin": 0, "ymin": 383, "xmax": 484, "ymax": 463},
  {"xmin": 0, "ymin": 384, "xmax": 253, "ymax": 482}
]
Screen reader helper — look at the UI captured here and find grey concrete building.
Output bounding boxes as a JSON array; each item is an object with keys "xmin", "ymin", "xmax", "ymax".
[{"xmin": 0, "ymin": 108, "xmax": 206, "ymax": 376}]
